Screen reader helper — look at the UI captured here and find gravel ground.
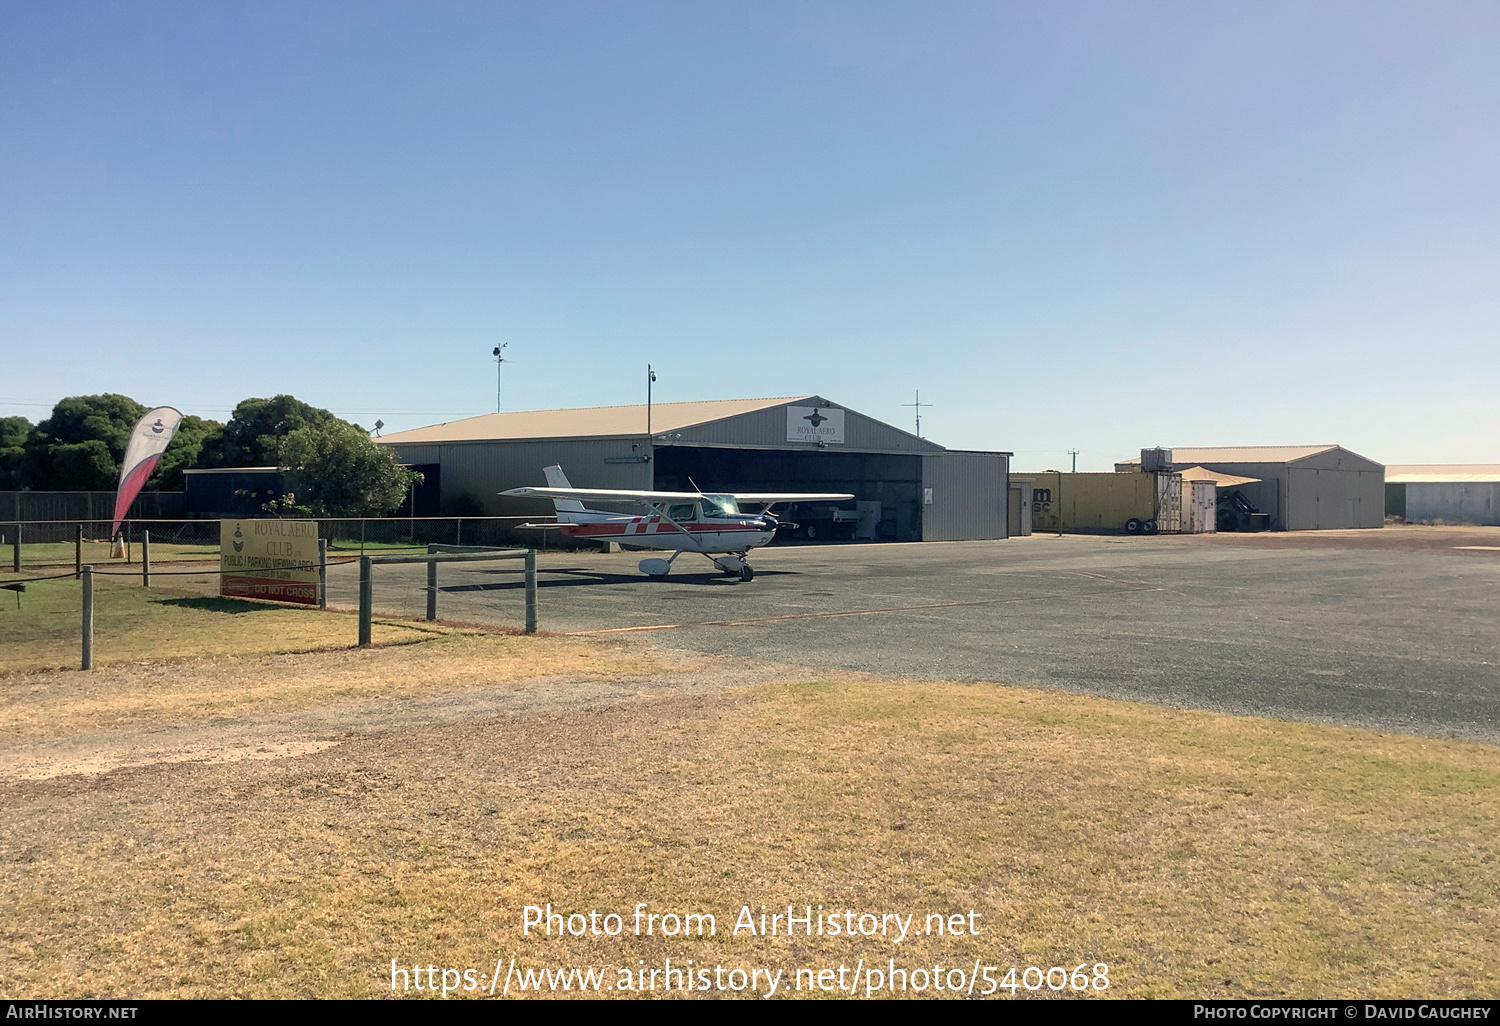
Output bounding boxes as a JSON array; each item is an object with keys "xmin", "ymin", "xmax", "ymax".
[{"xmin": 327, "ymin": 526, "xmax": 1500, "ymax": 744}]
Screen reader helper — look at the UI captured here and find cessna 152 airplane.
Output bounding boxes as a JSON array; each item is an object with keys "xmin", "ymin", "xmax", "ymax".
[{"xmin": 502, "ymin": 465, "xmax": 854, "ymax": 581}]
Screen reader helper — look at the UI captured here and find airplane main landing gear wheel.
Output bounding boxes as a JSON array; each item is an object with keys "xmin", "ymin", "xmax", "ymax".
[{"xmin": 739, "ymin": 565, "xmax": 755, "ymax": 582}]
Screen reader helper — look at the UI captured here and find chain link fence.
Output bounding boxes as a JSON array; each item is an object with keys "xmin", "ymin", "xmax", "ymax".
[{"xmin": 0, "ymin": 516, "xmax": 603, "ymax": 570}]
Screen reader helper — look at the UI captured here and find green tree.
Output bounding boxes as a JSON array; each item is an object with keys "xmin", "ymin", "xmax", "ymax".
[
  {"xmin": 22, "ymin": 394, "xmax": 147, "ymax": 490},
  {"xmin": 198, "ymin": 395, "xmax": 339, "ymax": 468},
  {"xmin": 273, "ymin": 421, "xmax": 415, "ymax": 517},
  {"xmin": 19, "ymin": 396, "xmax": 221, "ymax": 491},
  {"xmin": 152, "ymin": 414, "xmax": 221, "ymax": 490},
  {"xmin": 0, "ymin": 416, "xmax": 29, "ymax": 489}
]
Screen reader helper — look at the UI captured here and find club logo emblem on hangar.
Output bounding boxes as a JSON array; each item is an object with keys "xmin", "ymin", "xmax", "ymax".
[{"xmin": 787, "ymin": 405, "xmax": 845, "ymax": 444}]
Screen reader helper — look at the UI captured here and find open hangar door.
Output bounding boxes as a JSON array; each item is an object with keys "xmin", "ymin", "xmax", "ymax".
[{"xmin": 652, "ymin": 445, "xmax": 924, "ymax": 541}]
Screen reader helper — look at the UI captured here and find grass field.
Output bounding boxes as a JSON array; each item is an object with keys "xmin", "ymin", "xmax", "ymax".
[
  {"xmin": 2, "ymin": 596, "xmax": 1497, "ymax": 999},
  {"xmin": 0, "ymin": 571, "xmax": 411, "ymax": 674},
  {"xmin": 8, "ymin": 539, "xmax": 221, "ymax": 568}
]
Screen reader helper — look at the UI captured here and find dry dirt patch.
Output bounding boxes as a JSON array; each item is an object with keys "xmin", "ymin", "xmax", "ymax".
[{"xmin": 1, "ymin": 651, "xmax": 1497, "ymax": 1000}]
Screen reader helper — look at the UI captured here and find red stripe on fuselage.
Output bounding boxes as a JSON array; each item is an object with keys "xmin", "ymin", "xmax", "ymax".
[{"xmin": 561, "ymin": 520, "xmax": 766, "ymax": 538}]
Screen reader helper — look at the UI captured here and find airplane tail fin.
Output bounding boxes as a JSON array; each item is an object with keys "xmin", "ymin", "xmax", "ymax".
[{"xmin": 542, "ymin": 464, "xmax": 586, "ymax": 513}]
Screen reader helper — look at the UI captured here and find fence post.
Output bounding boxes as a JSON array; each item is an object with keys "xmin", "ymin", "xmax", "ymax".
[
  {"xmin": 81, "ymin": 565, "xmax": 94, "ymax": 670},
  {"xmin": 426, "ymin": 546, "xmax": 438, "ymax": 622},
  {"xmin": 75, "ymin": 524, "xmax": 83, "ymax": 579},
  {"xmin": 456, "ymin": 518, "xmax": 462, "ymax": 547},
  {"xmin": 358, "ymin": 556, "xmax": 372, "ymax": 647},
  {"xmin": 10, "ymin": 523, "xmax": 18, "ymax": 573},
  {"xmin": 142, "ymin": 530, "xmax": 151, "ymax": 588},
  {"xmin": 317, "ymin": 538, "xmax": 328, "ymax": 609},
  {"xmin": 360, "ymin": 518, "xmax": 366, "ymax": 556},
  {"xmin": 524, "ymin": 548, "xmax": 537, "ymax": 634}
]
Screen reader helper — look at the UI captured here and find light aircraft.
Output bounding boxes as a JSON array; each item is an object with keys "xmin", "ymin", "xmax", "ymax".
[{"xmin": 502, "ymin": 465, "xmax": 854, "ymax": 581}]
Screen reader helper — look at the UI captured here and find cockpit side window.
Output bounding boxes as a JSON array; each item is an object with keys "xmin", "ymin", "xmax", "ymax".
[{"xmin": 666, "ymin": 503, "xmax": 698, "ymax": 521}]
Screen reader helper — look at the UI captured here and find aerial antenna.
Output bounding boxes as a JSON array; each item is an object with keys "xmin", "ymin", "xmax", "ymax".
[
  {"xmin": 647, "ymin": 365, "xmax": 657, "ymax": 440},
  {"xmin": 902, "ymin": 390, "xmax": 932, "ymax": 437},
  {"xmin": 492, "ymin": 343, "xmax": 509, "ymax": 412},
  {"xmin": 1068, "ymin": 448, "xmax": 1080, "ymax": 473},
  {"xmin": 373, "ymin": 419, "xmax": 384, "ymax": 437}
]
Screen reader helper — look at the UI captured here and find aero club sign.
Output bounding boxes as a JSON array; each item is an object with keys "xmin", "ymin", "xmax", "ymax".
[{"xmin": 220, "ymin": 519, "xmax": 320, "ymax": 605}]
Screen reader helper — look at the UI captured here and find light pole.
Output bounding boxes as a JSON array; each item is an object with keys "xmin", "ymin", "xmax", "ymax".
[
  {"xmin": 492, "ymin": 343, "xmax": 509, "ymax": 412},
  {"xmin": 647, "ymin": 365, "xmax": 657, "ymax": 440}
]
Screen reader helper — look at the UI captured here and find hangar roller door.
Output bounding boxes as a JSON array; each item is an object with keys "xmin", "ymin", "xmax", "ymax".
[{"xmin": 653, "ymin": 446, "xmax": 924, "ymax": 541}]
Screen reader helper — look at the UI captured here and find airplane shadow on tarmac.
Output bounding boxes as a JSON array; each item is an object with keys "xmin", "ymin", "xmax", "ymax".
[{"xmin": 437, "ymin": 566, "xmax": 799, "ymax": 591}]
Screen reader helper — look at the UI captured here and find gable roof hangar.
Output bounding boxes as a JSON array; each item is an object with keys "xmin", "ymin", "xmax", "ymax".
[
  {"xmin": 1116, "ymin": 445, "xmax": 1360, "ymax": 468},
  {"xmin": 1114, "ymin": 444, "xmax": 1384, "ymax": 530},
  {"xmin": 377, "ymin": 395, "xmax": 945, "ymax": 454},
  {"xmin": 374, "ymin": 395, "xmax": 1011, "ymax": 542}
]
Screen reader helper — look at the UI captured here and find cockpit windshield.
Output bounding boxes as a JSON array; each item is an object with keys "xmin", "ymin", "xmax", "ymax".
[{"xmin": 700, "ymin": 494, "xmax": 741, "ymax": 517}]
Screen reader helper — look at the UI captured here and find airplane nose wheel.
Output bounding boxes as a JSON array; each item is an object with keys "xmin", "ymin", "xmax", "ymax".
[{"xmin": 739, "ymin": 565, "xmax": 754, "ymax": 582}]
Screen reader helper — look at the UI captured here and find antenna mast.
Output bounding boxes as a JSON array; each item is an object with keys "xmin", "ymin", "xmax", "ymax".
[
  {"xmin": 492, "ymin": 343, "xmax": 509, "ymax": 412},
  {"xmin": 902, "ymin": 390, "xmax": 932, "ymax": 437}
]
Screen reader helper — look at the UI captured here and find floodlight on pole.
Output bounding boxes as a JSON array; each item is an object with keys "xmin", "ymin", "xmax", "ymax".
[{"xmin": 492, "ymin": 343, "xmax": 509, "ymax": 412}]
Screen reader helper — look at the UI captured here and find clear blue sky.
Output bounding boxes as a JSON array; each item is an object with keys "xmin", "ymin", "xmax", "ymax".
[{"xmin": 3, "ymin": 1, "xmax": 1496, "ymax": 469}]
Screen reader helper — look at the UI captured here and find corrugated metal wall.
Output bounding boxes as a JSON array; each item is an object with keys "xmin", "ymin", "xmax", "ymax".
[
  {"xmin": 0, "ymin": 491, "xmax": 185, "ymax": 521},
  {"xmin": 921, "ymin": 452, "xmax": 1009, "ymax": 541},
  {"xmin": 1406, "ymin": 482, "xmax": 1500, "ymax": 525},
  {"xmin": 672, "ymin": 396, "xmax": 944, "ymax": 453}
]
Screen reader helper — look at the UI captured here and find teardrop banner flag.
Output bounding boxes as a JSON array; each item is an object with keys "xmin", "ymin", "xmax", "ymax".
[{"xmin": 111, "ymin": 407, "xmax": 184, "ymax": 538}]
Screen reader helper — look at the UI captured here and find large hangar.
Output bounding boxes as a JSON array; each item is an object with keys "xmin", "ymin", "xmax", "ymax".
[
  {"xmin": 1386, "ymin": 464, "xmax": 1500, "ymax": 526},
  {"xmin": 377, "ymin": 396, "xmax": 1012, "ymax": 542},
  {"xmin": 1114, "ymin": 445, "xmax": 1384, "ymax": 530}
]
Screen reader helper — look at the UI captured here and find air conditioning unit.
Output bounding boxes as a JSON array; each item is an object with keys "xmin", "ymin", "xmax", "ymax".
[{"xmin": 1140, "ymin": 448, "xmax": 1173, "ymax": 474}]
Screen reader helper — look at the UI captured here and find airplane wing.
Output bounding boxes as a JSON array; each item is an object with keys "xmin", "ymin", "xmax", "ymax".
[
  {"xmin": 731, "ymin": 493, "xmax": 855, "ymax": 504},
  {"xmin": 503, "ymin": 485, "xmax": 856, "ymax": 504},
  {"xmin": 501, "ymin": 486, "xmax": 706, "ymax": 502}
]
